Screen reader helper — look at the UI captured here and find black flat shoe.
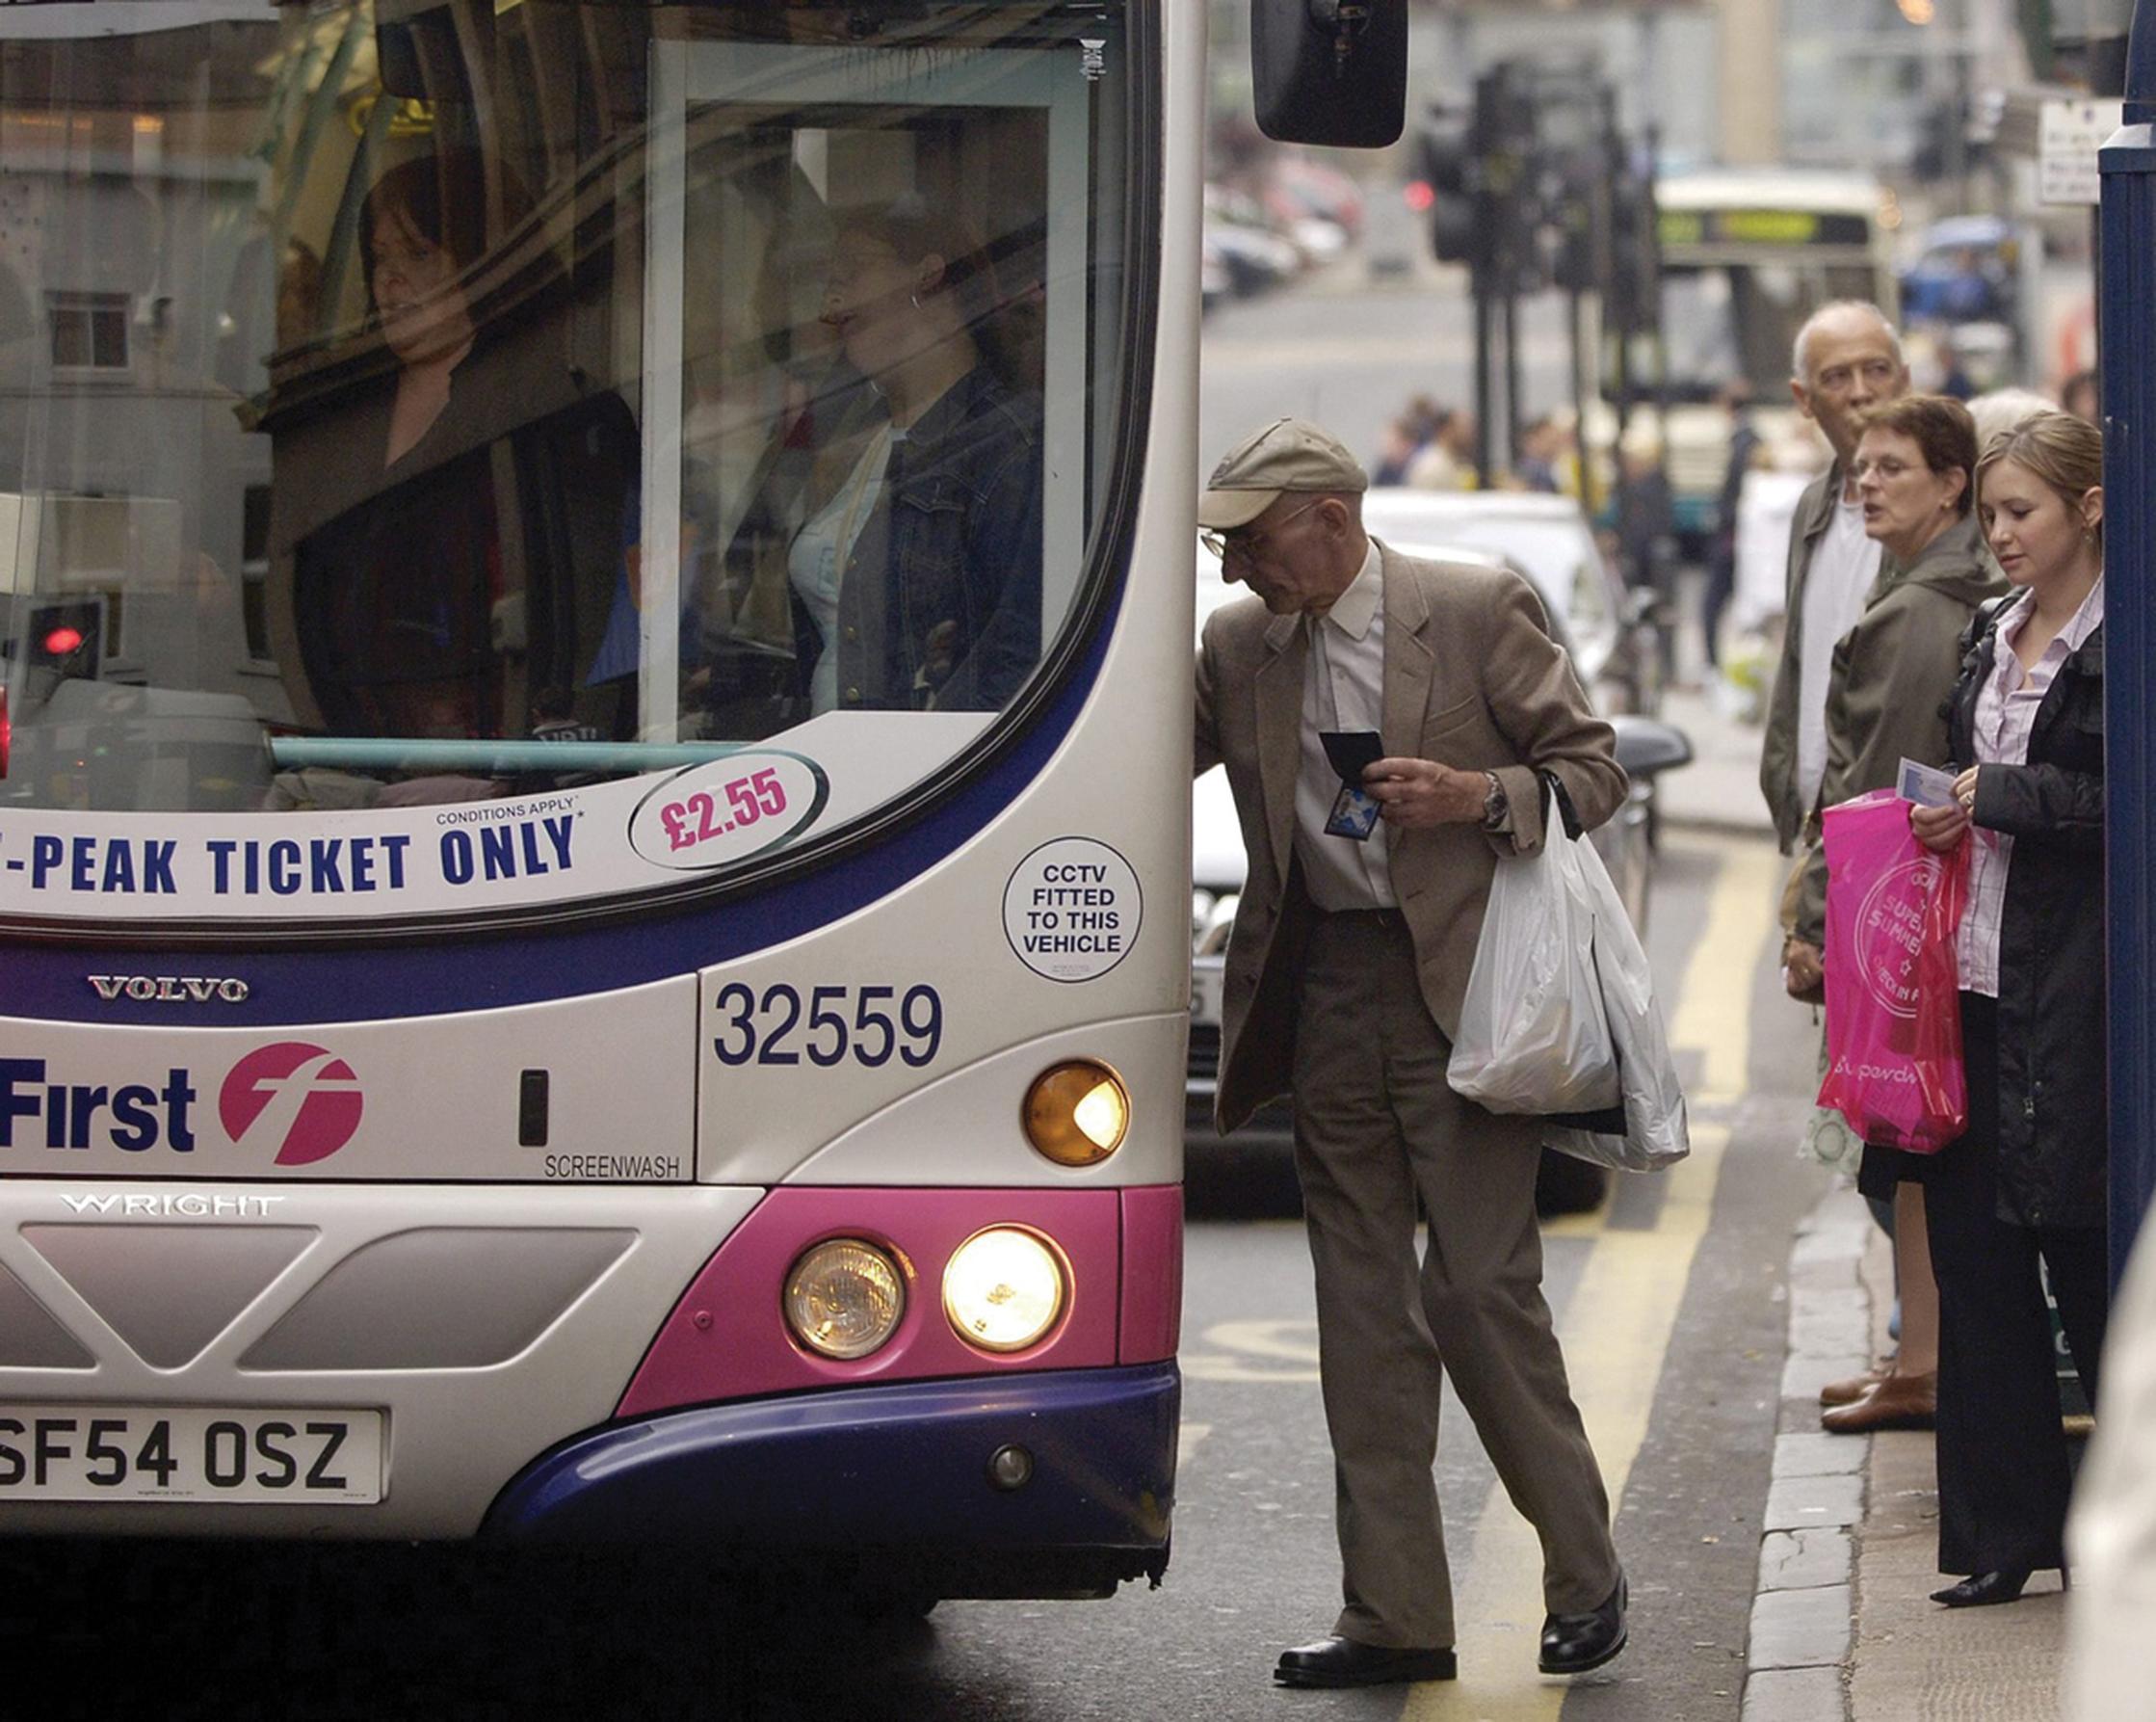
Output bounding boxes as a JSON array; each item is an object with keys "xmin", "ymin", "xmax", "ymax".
[
  {"xmin": 1539, "ymin": 1572, "xmax": 1628, "ymax": 1675},
  {"xmin": 1274, "ymin": 1635, "xmax": 1458, "ymax": 1688},
  {"xmin": 1930, "ymin": 1569, "xmax": 2032, "ymax": 1608}
]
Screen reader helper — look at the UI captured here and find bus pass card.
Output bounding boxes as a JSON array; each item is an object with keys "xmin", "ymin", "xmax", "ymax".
[
  {"xmin": 1897, "ymin": 757, "xmax": 1957, "ymax": 808},
  {"xmin": 1321, "ymin": 729, "xmax": 1384, "ymax": 841}
]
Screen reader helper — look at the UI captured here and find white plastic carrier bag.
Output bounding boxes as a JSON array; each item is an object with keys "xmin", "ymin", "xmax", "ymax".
[
  {"xmin": 1445, "ymin": 791, "xmax": 1619, "ymax": 1116},
  {"xmin": 1539, "ymin": 821, "xmax": 1690, "ymax": 1175}
]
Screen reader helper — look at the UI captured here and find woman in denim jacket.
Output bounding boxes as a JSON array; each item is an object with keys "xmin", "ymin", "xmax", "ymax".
[{"xmin": 794, "ymin": 197, "xmax": 1044, "ymax": 714}]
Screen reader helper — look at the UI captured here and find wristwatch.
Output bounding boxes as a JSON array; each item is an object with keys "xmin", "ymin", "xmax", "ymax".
[{"xmin": 1481, "ymin": 770, "xmax": 1509, "ymax": 831}]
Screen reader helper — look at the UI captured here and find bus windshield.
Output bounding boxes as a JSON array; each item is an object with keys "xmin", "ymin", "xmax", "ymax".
[
  {"xmin": 0, "ymin": 2, "xmax": 1132, "ymax": 852},
  {"xmin": 1653, "ymin": 172, "xmax": 1894, "ymax": 402},
  {"xmin": 1661, "ymin": 259, "xmax": 1886, "ymax": 400}
]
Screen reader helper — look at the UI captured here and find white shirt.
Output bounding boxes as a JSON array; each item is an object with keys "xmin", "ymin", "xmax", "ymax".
[
  {"xmin": 1795, "ymin": 492, "xmax": 1883, "ymax": 819},
  {"xmin": 787, "ymin": 426, "xmax": 892, "ymax": 715},
  {"xmin": 1956, "ymin": 574, "xmax": 2104, "ymax": 997},
  {"xmin": 1294, "ymin": 543, "xmax": 1395, "ymax": 912}
]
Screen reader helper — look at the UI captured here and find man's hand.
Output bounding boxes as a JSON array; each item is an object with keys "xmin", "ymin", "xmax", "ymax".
[
  {"xmin": 1363, "ymin": 756, "xmax": 1488, "ymax": 828},
  {"xmin": 1783, "ymin": 938, "xmax": 1825, "ymax": 1002}
]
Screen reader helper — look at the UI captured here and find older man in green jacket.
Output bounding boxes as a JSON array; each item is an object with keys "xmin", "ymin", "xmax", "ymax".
[{"xmin": 1759, "ymin": 303, "xmax": 1909, "ymax": 855}]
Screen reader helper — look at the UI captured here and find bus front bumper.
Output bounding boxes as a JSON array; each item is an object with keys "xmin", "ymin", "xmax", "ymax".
[{"xmin": 479, "ymin": 1362, "xmax": 1178, "ymax": 1596}]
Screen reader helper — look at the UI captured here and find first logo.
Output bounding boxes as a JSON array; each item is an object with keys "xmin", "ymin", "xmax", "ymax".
[{"xmin": 217, "ymin": 1043, "xmax": 363, "ymax": 1166}]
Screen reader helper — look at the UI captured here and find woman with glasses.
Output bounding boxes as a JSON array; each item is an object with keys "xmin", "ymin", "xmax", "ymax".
[{"xmin": 1788, "ymin": 394, "xmax": 2005, "ymax": 1440}]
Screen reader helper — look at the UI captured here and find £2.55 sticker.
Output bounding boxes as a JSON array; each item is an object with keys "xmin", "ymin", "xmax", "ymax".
[{"xmin": 628, "ymin": 751, "xmax": 829, "ymax": 872}]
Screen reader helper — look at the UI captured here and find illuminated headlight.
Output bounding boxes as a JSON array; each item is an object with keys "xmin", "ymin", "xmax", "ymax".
[
  {"xmin": 943, "ymin": 1227, "xmax": 1067, "ymax": 1353},
  {"xmin": 783, "ymin": 1237, "xmax": 906, "ymax": 1361},
  {"xmin": 1022, "ymin": 1060, "xmax": 1129, "ymax": 1166}
]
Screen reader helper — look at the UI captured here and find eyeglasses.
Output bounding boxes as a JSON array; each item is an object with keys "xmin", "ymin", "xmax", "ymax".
[{"xmin": 1200, "ymin": 498, "xmax": 1324, "ymax": 563}]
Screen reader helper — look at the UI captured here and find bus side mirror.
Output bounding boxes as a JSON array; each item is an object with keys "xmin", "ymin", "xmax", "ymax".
[{"xmin": 1250, "ymin": 0, "xmax": 1407, "ymax": 148}]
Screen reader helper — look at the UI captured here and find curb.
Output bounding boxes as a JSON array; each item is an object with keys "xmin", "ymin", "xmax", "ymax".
[{"xmin": 1741, "ymin": 1185, "xmax": 1876, "ymax": 1722}]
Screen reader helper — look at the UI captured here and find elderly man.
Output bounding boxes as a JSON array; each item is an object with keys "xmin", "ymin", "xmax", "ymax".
[
  {"xmin": 1193, "ymin": 418, "xmax": 1629, "ymax": 1689},
  {"xmin": 1759, "ymin": 301, "xmax": 1910, "ymax": 865}
]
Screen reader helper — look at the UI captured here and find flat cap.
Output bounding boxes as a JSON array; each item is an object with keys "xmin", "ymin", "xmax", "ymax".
[{"xmin": 1197, "ymin": 417, "xmax": 1368, "ymax": 530}]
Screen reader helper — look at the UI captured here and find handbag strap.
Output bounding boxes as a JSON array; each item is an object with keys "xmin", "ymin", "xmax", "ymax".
[{"xmin": 1538, "ymin": 770, "xmax": 1585, "ymax": 843}]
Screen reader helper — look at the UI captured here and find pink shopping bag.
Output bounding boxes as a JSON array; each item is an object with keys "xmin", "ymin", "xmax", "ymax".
[{"xmin": 1816, "ymin": 788, "xmax": 1970, "ymax": 1153}]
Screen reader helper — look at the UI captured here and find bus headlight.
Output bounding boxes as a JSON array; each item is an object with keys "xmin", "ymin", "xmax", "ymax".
[
  {"xmin": 1021, "ymin": 1060, "xmax": 1128, "ymax": 1166},
  {"xmin": 943, "ymin": 1228, "xmax": 1066, "ymax": 1353},
  {"xmin": 783, "ymin": 1238, "xmax": 906, "ymax": 1361}
]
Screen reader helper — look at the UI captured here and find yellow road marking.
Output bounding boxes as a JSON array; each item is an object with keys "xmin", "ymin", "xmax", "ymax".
[
  {"xmin": 1177, "ymin": 1421, "xmax": 1214, "ymax": 1471},
  {"xmin": 1401, "ymin": 836, "xmax": 1779, "ymax": 1720},
  {"xmin": 1669, "ymin": 837, "xmax": 1785, "ymax": 1108}
]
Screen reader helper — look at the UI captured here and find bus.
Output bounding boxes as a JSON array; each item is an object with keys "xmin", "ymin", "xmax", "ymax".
[
  {"xmin": 1641, "ymin": 168, "xmax": 1902, "ymax": 540},
  {"xmin": 0, "ymin": 0, "xmax": 1207, "ymax": 1610}
]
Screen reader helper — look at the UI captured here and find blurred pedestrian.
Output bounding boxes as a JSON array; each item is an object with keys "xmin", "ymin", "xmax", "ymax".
[
  {"xmin": 1612, "ymin": 431, "xmax": 1673, "ymax": 588},
  {"xmin": 1967, "ymin": 388, "xmax": 2055, "ymax": 453},
  {"xmin": 1516, "ymin": 415, "xmax": 1563, "ymax": 493},
  {"xmin": 2061, "ymin": 367, "xmax": 2099, "ymax": 425},
  {"xmin": 1613, "ymin": 429, "xmax": 1676, "ymax": 682},
  {"xmin": 1702, "ymin": 379, "xmax": 1762, "ymax": 672},
  {"xmin": 1373, "ymin": 414, "xmax": 1423, "ymax": 486},
  {"xmin": 1908, "ymin": 409, "xmax": 2108, "ymax": 1608},
  {"xmin": 1788, "ymin": 395, "xmax": 2006, "ymax": 1437},
  {"xmin": 1936, "ymin": 332, "xmax": 1977, "ymax": 401},
  {"xmin": 1407, "ymin": 408, "xmax": 1477, "ymax": 490},
  {"xmin": 1194, "ymin": 417, "xmax": 1630, "ymax": 1688}
]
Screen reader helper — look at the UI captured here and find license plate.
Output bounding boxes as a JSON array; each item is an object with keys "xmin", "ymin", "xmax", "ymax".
[
  {"xmin": 1191, "ymin": 964, "xmax": 1224, "ymax": 1028},
  {"xmin": 0, "ymin": 1406, "xmax": 382, "ymax": 1504}
]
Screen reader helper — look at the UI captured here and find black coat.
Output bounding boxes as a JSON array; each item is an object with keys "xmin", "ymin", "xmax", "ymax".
[{"xmin": 1946, "ymin": 601, "xmax": 2106, "ymax": 1229}]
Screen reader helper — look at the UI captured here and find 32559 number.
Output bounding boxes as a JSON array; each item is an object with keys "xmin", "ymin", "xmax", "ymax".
[{"xmin": 712, "ymin": 983, "xmax": 943, "ymax": 1069}]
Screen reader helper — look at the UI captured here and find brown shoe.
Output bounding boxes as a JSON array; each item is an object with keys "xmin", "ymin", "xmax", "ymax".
[
  {"xmin": 1820, "ymin": 1371, "xmax": 1936, "ymax": 1433},
  {"xmin": 1819, "ymin": 1365, "xmax": 1889, "ymax": 1407}
]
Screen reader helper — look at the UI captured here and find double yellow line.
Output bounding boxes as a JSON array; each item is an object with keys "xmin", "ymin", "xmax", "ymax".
[{"xmin": 1402, "ymin": 835, "xmax": 1782, "ymax": 1720}]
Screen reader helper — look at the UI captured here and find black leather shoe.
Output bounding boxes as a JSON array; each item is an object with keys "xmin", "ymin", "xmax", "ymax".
[
  {"xmin": 1538, "ymin": 1572, "xmax": 1628, "ymax": 1675},
  {"xmin": 1930, "ymin": 1569, "xmax": 2031, "ymax": 1608},
  {"xmin": 1274, "ymin": 1635, "xmax": 1458, "ymax": 1688}
]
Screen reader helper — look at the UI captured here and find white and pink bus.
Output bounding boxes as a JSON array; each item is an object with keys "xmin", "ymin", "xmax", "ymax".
[{"xmin": 0, "ymin": 0, "xmax": 1263, "ymax": 1609}]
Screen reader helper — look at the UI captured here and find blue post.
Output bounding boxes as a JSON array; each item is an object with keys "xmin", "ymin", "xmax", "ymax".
[{"xmin": 2103, "ymin": 0, "xmax": 2156, "ymax": 1285}]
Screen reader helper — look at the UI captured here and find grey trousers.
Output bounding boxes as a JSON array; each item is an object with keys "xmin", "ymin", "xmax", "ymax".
[{"xmin": 1291, "ymin": 909, "xmax": 1619, "ymax": 1649}]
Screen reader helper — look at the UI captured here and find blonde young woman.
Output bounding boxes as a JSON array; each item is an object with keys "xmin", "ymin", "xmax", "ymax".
[{"xmin": 1909, "ymin": 410, "xmax": 2108, "ymax": 1607}]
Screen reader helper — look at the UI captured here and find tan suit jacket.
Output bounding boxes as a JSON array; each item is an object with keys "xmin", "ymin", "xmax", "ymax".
[{"xmin": 1195, "ymin": 543, "xmax": 1627, "ymax": 1133}]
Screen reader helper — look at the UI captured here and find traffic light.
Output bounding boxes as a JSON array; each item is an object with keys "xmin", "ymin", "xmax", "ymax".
[
  {"xmin": 1412, "ymin": 105, "xmax": 1480, "ymax": 265},
  {"xmin": 21, "ymin": 597, "xmax": 104, "ymax": 680},
  {"xmin": 1606, "ymin": 170, "xmax": 1660, "ymax": 338}
]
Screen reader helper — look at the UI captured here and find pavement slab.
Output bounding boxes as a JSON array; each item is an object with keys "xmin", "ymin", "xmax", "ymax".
[
  {"xmin": 1748, "ymin": 1584, "xmax": 1853, "ymax": 1671},
  {"xmin": 1773, "ymin": 1434, "xmax": 1866, "ymax": 1480},
  {"xmin": 1763, "ymin": 1472, "xmax": 1866, "ymax": 1534},
  {"xmin": 1757, "ymin": 1528, "xmax": 1853, "ymax": 1593},
  {"xmin": 1741, "ymin": 1665, "xmax": 1848, "ymax": 1722}
]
